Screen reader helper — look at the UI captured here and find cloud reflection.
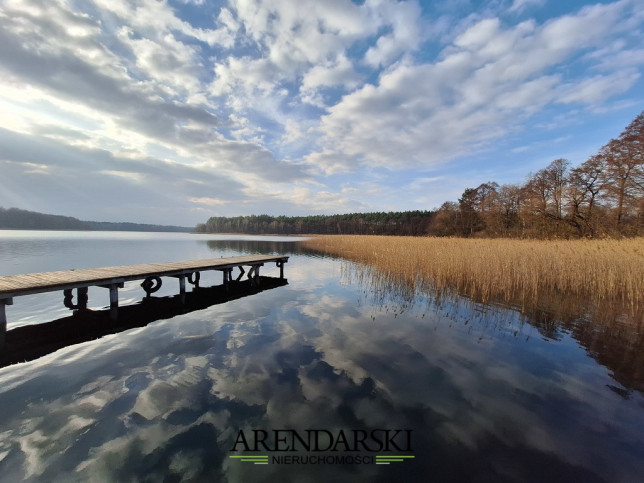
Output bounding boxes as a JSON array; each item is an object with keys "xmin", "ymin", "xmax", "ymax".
[{"xmin": 0, "ymin": 254, "xmax": 642, "ymax": 482}]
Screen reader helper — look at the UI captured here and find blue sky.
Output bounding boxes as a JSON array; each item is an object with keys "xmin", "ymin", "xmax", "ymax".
[{"xmin": 0, "ymin": 0, "xmax": 643, "ymax": 225}]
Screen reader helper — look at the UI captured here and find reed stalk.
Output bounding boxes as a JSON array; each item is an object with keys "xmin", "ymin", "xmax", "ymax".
[{"xmin": 302, "ymin": 236, "xmax": 644, "ymax": 312}]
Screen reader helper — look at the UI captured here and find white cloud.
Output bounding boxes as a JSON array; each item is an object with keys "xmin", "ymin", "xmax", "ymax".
[
  {"xmin": 557, "ymin": 70, "xmax": 640, "ymax": 105},
  {"xmin": 309, "ymin": 0, "xmax": 643, "ymax": 173},
  {"xmin": 454, "ymin": 17, "xmax": 503, "ymax": 49},
  {"xmin": 301, "ymin": 54, "xmax": 361, "ymax": 92},
  {"xmin": 363, "ymin": 0, "xmax": 423, "ymax": 67},
  {"xmin": 592, "ymin": 47, "xmax": 644, "ymax": 72},
  {"xmin": 0, "ymin": 0, "xmax": 314, "ymax": 223},
  {"xmin": 117, "ymin": 27, "xmax": 203, "ymax": 96},
  {"xmin": 92, "ymin": 0, "xmax": 236, "ymax": 48},
  {"xmin": 188, "ymin": 197, "xmax": 230, "ymax": 206},
  {"xmin": 508, "ymin": 0, "xmax": 546, "ymax": 13},
  {"xmin": 100, "ymin": 170, "xmax": 144, "ymax": 182},
  {"xmin": 300, "ymin": 55, "xmax": 361, "ymax": 107},
  {"xmin": 1, "ymin": 0, "xmax": 643, "ymax": 221},
  {"xmin": 210, "ymin": 0, "xmax": 426, "ymax": 113}
]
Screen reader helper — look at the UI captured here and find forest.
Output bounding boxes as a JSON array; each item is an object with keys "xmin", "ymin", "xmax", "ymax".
[
  {"xmin": 195, "ymin": 211, "xmax": 434, "ymax": 235},
  {"xmin": 199, "ymin": 111, "xmax": 644, "ymax": 238},
  {"xmin": 0, "ymin": 207, "xmax": 191, "ymax": 232}
]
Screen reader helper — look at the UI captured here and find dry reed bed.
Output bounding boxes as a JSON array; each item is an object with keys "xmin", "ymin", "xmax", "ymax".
[{"xmin": 303, "ymin": 236, "xmax": 644, "ymax": 311}]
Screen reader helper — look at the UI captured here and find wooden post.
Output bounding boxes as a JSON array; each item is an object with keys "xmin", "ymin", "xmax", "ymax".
[
  {"xmin": 1, "ymin": 298, "xmax": 13, "ymax": 333},
  {"xmin": 109, "ymin": 285, "xmax": 119, "ymax": 320},
  {"xmin": 277, "ymin": 260, "xmax": 284, "ymax": 279},
  {"xmin": 100, "ymin": 282, "xmax": 124, "ymax": 321},
  {"xmin": 179, "ymin": 275, "xmax": 186, "ymax": 304},
  {"xmin": 222, "ymin": 269, "xmax": 230, "ymax": 292},
  {"xmin": 247, "ymin": 264, "xmax": 262, "ymax": 287},
  {"xmin": 170, "ymin": 275, "xmax": 188, "ymax": 304}
]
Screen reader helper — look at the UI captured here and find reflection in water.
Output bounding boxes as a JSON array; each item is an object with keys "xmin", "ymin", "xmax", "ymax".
[
  {"xmin": 204, "ymin": 238, "xmax": 317, "ymax": 256},
  {"xmin": 0, "ymin": 277, "xmax": 288, "ymax": 369},
  {"xmin": 0, "ymin": 234, "xmax": 643, "ymax": 482},
  {"xmin": 343, "ymin": 260, "xmax": 644, "ymax": 394}
]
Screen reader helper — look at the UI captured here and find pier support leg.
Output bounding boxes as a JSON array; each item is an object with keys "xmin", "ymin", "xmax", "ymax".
[
  {"xmin": 109, "ymin": 285, "xmax": 119, "ymax": 320},
  {"xmin": 179, "ymin": 275, "xmax": 186, "ymax": 304},
  {"xmin": 1, "ymin": 298, "xmax": 13, "ymax": 334},
  {"xmin": 169, "ymin": 275, "xmax": 188, "ymax": 304},
  {"xmin": 277, "ymin": 261, "xmax": 285, "ymax": 279},
  {"xmin": 247, "ymin": 264, "xmax": 261, "ymax": 287},
  {"xmin": 100, "ymin": 282, "xmax": 124, "ymax": 321},
  {"xmin": 222, "ymin": 268, "xmax": 233, "ymax": 291}
]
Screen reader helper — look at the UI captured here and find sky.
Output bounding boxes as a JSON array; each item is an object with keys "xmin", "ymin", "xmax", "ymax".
[{"xmin": 1, "ymin": 0, "xmax": 643, "ymax": 226}]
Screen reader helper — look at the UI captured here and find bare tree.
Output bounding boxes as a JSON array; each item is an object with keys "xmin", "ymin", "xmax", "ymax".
[
  {"xmin": 522, "ymin": 159, "xmax": 570, "ymax": 236},
  {"xmin": 566, "ymin": 155, "xmax": 605, "ymax": 237},
  {"xmin": 599, "ymin": 113, "xmax": 644, "ymax": 232},
  {"xmin": 490, "ymin": 184, "xmax": 523, "ymax": 236}
]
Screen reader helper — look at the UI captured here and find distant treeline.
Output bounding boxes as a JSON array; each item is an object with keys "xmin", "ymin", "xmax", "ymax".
[
  {"xmin": 198, "ymin": 111, "xmax": 644, "ymax": 238},
  {"xmin": 0, "ymin": 207, "xmax": 192, "ymax": 232},
  {"xmin": 196, "ymin": 211, "xmax": 435, "ymax": 235},
  {"xmin": 432, "ymin": 112, "xmax": 644, "ymax": 238}
]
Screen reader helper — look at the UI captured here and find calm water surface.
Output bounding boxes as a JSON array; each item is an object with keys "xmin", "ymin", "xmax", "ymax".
[{"xmin": 0, "ymin": 230, "xmax": 642, "ymax": 482}]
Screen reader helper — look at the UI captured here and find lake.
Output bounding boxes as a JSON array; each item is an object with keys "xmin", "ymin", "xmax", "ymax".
[{"xmin": 0, "ymin": 230, "xmax": 642, "ymax": 482}]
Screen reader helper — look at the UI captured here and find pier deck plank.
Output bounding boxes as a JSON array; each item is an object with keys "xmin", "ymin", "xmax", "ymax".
[{"xmin": 0, "ymin": 255, "xmax": 288, "ymax": 299}]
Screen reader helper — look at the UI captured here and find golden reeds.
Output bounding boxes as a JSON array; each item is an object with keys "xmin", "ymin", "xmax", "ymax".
[{"xmin": 302, "ymin": 236, "xmax": 644, "ymax": 312}]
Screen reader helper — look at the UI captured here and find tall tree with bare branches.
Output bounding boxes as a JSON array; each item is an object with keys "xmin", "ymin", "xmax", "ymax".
[{"xmin": 599, "ymin": 113, "xmax": 644, "ymax": 232}]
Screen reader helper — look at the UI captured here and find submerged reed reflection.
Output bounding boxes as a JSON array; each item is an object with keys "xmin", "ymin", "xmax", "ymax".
[{"xmin": 340, "ymin": 259, "xmax": 644, "ymax": 394}]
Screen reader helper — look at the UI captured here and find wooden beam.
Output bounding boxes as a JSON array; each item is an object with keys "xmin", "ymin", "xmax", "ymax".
[{"xmin": 1, "ymin": 298, "xmax": 14, "ymax": 333}]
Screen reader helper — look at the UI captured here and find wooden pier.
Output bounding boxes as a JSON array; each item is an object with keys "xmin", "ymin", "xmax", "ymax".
[{"xmin": 0, "ymin": 255, "xmax": 288, "ymax": 330}]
